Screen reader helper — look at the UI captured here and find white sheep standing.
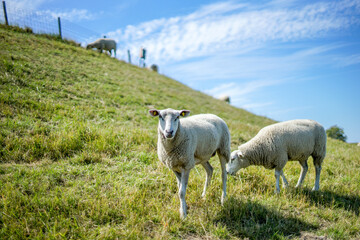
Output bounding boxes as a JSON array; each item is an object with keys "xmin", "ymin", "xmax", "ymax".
[
  {"xmin": 227, "ymin": 119, "xmax": 326, "ymax": 193},
  {"xmin": 218, "ymin": 95, "xmax": 230, "ymax": 104},
  {"xmin": 149, "ymin": 108, "xmax": 231, "ymax": 218},
  {"xmin": 86, "ymin": 38, "xmax": 117, "ymax": 57}
]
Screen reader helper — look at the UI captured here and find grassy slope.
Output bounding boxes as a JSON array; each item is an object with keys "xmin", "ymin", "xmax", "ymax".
[{"xmin": 0, "ymin": 25, "xmax": 359, "ymax": 239}]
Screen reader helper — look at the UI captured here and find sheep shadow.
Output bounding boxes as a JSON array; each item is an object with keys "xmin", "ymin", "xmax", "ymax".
[
  {"xmin": 214, "ymin": 197, "xmax": 317, "ymax": 239},
  {"xmin": 297, "ymin": 188, "xmax": 360, "ymax": 216}
]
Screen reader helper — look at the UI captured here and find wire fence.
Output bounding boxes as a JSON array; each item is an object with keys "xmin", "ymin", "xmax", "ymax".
[{"xmin": 0, "ymin": 1, "xmax": 101, "ymax": 46}]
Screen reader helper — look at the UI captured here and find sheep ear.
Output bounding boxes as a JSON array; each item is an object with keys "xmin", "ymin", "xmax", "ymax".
[
  {"xmin": 179, "ymin": 110, "xmax": 190, "ymax": 117},
  {"xmin": 237, "ymin": 151, "xmax": 244, "ymax": 158},
  {"xmin": 149, "ymin": 109, "xmax": 160, "ymax": 117}
]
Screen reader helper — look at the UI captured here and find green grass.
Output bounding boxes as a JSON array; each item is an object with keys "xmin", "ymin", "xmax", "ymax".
[{"xmin": 1, "ymin": 24, "xmax": 359, "ymax": 239}]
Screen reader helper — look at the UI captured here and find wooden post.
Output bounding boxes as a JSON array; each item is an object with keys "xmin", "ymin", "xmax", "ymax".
[
  {"xmin": 2, "ymin": 1, "xmax": 9, "ymax": 26},
  {"xmin": 57, "ymin": 17, "xmax": 62, "ymax": 39},
  {"xmin": 127, "ymin": 50, "xmax": 131, "ymax": 64}
]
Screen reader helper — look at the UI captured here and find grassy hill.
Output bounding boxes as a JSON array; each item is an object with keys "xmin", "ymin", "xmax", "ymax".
[{"xmin": 1, "ymin": 24, "xmax": 359, "ymax": 239}]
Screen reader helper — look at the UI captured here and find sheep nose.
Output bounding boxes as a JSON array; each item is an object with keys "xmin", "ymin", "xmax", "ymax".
[{"xmin": 165, "ymin": 130, "xmax": 173, "ymax": 135}]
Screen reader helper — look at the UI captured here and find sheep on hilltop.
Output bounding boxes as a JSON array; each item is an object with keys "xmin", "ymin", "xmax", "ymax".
[{"xmin": 86, "ymin": 38, "xmax": 117, "ymax": 57}]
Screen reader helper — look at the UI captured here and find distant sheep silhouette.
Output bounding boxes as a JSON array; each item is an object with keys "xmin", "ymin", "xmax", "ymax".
[
  {"xmin": 149, "ymin": 64, "xmax": 158, "ymax": 72},
  {"xmin": 86, "ymin": 38, "xmax": 117, "ymax": 57},
  {"xmin": 218, "ymin": 95, "xmax": 230, "ymax": 104}
]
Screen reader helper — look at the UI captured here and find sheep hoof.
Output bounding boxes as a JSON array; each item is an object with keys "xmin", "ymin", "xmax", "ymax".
[
  {"xmin": 311, "ymin": 187, "xmax": 319, "ymax": 191},
  {"xmin": 221, "ymin": 196, "xmax": 226, "ymax": 205}
]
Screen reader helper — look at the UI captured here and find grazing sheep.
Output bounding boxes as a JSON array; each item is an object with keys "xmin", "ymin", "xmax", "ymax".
[
  {"xmin": 218, "ymin": 95, "xmax": 230, "ymax": 104},
  {"xmin": 149, "ymin": 108, "xmax": 231, "ymax": 218},
  {"xmin": 86, "ymin": 38, "xmax": 117, "ymax": 57},
  {"xmin": 227, "ymin": 119, "xmax": 326, "ymax": 193},
  {"xmin": 149, "ymin": 64, "xmax": 158, "ymax": 72}
]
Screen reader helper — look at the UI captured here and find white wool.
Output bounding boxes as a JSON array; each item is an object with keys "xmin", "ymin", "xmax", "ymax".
[
  {"xmin": 227, "ymin": 119, "xmax": 326, "ymax": 193},
  {"xmin": 86, "ymin": 38, "xmax": 117, "ymax": 57},
  {"xmin": 150, "ymin": 108, "xmax": 231, "ymax": 218}
]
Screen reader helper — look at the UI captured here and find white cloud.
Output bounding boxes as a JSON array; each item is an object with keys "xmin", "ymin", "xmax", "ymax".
[
  {"xmin": 42, "ymin": 9, "xmax": 96, "ymax": 22},
  {"xmin": 107, "ymin": 0, "xmax": 360, "ymax": 64},
  {"xmin": 203, "ymin": 79, "xmax": 284, "ymax": 111},
  {"xmin": 5, "ymin": 0, "xmax": 47, "ymax": 10},
  {"xmin": 204, "ymin": 79, "xmax": 284, "ymax": 98},
  {"xmin": 334, "ymin": 54, "xmax": 360, "ymax": 67},
  {"xmin": 5, "ymin": 1, "xmax": 97, "ymax": 22}
]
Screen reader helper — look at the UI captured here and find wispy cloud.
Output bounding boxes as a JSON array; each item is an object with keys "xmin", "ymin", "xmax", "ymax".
[
  {"xmin": 42, "ymin": 9, "xmax": 97, "ymax": 22},
  {"xmin": 107, "ymin": 0, "xmax": 360, "ymax": 64},
  {"xmin": 205, "ymin": 79, "xmax": 285, "ymax": 98},
  {"xmin": 334, "ymin": 54, "xmax": 360, "ymax": 67},
  {"xmin": 6, "ymin": 0, "xmax": 98, "ymax": 23},
  {"xmin": 203, "ymin": 79, "xmax": 284, "ymax": 111},
  {"xmin": 6, "ymin": 0, "xmax": 47, "ymax": 10}
]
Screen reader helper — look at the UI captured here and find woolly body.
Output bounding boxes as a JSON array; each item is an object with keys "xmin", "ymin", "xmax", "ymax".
[
  {"xmin": 86, "ymin": 38, "xmax": 116, "ymax": 56},
  {"xmin": 218, "ymin": 95, "xmax": 230, "ymax": 103},
  {"xmin": 157, "ymin": 114, "xmax": 230, "ymax": 172},
  {"xmin": 227, "ymin": 119, "xmax": 326, "ymax": 192},
  {"xmin": 150, "ymin": 109, "xmax": 230, "ymax": 218}
]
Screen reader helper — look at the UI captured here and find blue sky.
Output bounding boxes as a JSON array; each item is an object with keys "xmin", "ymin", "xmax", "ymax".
[{"xmin": 7, "ymin": 0, "xmax": 360, "ymax": 142}]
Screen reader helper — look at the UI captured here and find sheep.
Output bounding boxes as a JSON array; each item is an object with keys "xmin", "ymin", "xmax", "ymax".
[
  {"xmin": 218, "ymin": 95, "xmax": 230, "ymax": 104},
  {"xmin": 149, "ymin": 108, "xmax": 231, "ymax": 218},
  {"xmin": 226, "ymin": 119, "xmax": 327, "ymax": 193},
  {"xmin": 149, "ymin": 64, "xmax": 158, "ymax": 72},
  {"xmin": 86, "ymin": 38, "xmax": 117, "ymax": 57}
]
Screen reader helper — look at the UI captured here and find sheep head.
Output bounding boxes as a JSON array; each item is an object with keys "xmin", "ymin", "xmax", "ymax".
[
  {"xmin": 226, "ymin": 150, "xmax": 249, "ymax": 175},
  {"xmin": 149, "ymin": 108, "xmax": 190, "ymax": 139}
]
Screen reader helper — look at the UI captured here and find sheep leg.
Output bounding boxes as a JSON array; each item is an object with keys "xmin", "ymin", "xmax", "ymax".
[
  {"xmin": 280, "ymin": 170, "xmax": 289, "ymax": 188},
  {"xmin": 100, "ymin": 43, "xmax": 104, "ymax": 54},
  {"xmin": 274, "ymin": 169, "xmax": 281, "ymax": 193},
  {"xmin": 201, "ymin": 161, "xmax": 213, "ymax": 198},
  {"xmin": 172, "ymin": 170, "xmax": 181, "ymax": 190},
  {"xmin": 179, "ymin": 168, "xmax": 190, "ymax": 219},
  {"xmin": 219, "ymin": 155, "xmax": 228, "ymax": 205},
  {"xmin": 295, "ymin": 160, "xmax": 308, "ymax": 188},
  {"xmin": 312, "ymin": 164, "xmax": 322, "ymax": 191}
]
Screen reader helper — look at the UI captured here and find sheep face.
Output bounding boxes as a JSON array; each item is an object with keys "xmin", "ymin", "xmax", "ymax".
[
  {"xmin": 149, "ymin": 109, "xmax": 190, "ymax": 139},
  {"xmin": 226, "ymin": 150, "xmax": 249, "ymax": 175}
]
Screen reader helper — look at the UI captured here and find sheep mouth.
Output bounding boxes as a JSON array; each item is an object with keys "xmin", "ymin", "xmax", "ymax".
[{"xmin": 164, "ymin": 133, "xmax": 174, "ymax": 139}]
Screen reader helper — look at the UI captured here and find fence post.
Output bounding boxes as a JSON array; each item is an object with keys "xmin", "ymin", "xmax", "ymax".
[
  {"xmin": 127, "ymin": 50, "xmax": 131, "ymax": 64},
  {"xmin": 57, "ymin": 17, "xmax": 62, "ymax": 39},
  {"xmin": 2, "ymin": 1, "xmax": 9, "ymax": 26}
]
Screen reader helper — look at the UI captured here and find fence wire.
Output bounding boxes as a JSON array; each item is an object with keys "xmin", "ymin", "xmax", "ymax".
[{"xmin": 0, "ymin": 1, "xmax": 101, "ymax": 46}]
